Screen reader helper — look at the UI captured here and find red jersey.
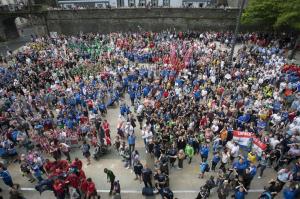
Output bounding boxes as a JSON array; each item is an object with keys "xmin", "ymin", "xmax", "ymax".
[
  {"xmin": 80, "ymin": 179, "xmax": 88, "ymax": 193},
  {"xmin": 66, "ymin": 173, "xmax": 80, "ymax": 189},
  {"xmin": 200, "ymin": 118, "xmax": 208, "ymax": 127},
  {"xmin": 78, "ymin": 169, "xmax": 86, "ymax": 180},
  {"xmin": 105, "ymin": 136, "xmax": 111, "ymax": 146},
  {"xmin": 44, "ymin": 161, "xmax": 55, "ymax": 173},
  {"xmin": 163, "ymin": 91, "xmax": 169, "ymax": 98},
  {"xmin": 71, "ymin": 160, "xmax": 83, "ymax": 170},
  {"xmin": 58, "ymin": 160, "xmax": 69, "ymax": 171},
  {"xmin": 87, "ymin": 181, "xmax": 96, "ymax": 195},
  {"xmin": 102, "ymin": 122, "xmax": 110, "ymax": 131},
  {"xmin": 53, "ymin": 180, "xmax": 65, "ymax": 195}
]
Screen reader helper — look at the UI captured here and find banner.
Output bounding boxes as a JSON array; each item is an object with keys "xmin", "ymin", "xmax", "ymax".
[
  {"xmin": 232, "ymin": 130, "xmax": 253, "ymax": 147},
  {"xmin": 252, "ymin": 137, "xmax": 267, "ymax": 153},
  {"xmin": 232, "ymin": 130, "xmax": 267, "ymax": 154},
  {"xmin": 50, "ymin": 32, "xmax": 57, "ymax": 38}
]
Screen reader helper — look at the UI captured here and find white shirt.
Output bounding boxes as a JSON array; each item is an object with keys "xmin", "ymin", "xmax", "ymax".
[
  {"xmin": 225, "ymin": 74, "xmax": 231, "ymax": 80},
  {"xmin": 221, "ymin": 152, "xmax": 230, "ymax": 163},
  {"xmin": 60, "ymin": 143, "xmax": 70, "ymax": 153},
  {"xmin": 271, "ymin": 114, "xmax": 281, "ymax": 124},
  {"xmin": 231, "ymin": 145, "xmax": 240, "ymax": 158},
  {"xmin": 137, "ymin": 105, "xmax": 144, "ymax": 115},
  {"xmin": 269, "ymin": 138, "xmax": 280, "ymax": 149},
  {"xmin": 142, "ymin": 130, "xmax": 153, "ymax": 143},
  {"xmin": 125, "ymin": 124, "xmax": 134, "ymax": 136}
]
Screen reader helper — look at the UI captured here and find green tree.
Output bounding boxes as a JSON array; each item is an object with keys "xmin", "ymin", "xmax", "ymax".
[
  {"xmin": 242, "ymin": 0, "xmax": 300, "ymax": 30},
  {"xmin": 242, "ymin": 0, "xmax": 300, "ymax": 59}
]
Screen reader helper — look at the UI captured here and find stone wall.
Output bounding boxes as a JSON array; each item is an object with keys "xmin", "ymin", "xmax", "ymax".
[
  {"xmin": 0, "ymin": 8, "xmax": 239, "ymax": 41},
  {"xmin": 0, "ymin": 12, "xmax": 48, "ymax": 41},
  {"xmin": 45, "ymin": 8, "xmax": 239, "ymax": 35},
  {"xmin": 1, "ymin": 17, "xmax": 19, "ymax": 40}
]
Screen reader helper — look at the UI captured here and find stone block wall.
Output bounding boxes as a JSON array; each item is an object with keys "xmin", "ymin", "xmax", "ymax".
[{"xmin": 45, "ymin": 8, "xmax": 239, "ymax": 34}]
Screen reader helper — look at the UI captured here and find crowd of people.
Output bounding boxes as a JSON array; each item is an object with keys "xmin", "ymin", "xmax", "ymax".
[{"xmin": 0, "ymin": 30, "xmax": 299, "ymax": 199}]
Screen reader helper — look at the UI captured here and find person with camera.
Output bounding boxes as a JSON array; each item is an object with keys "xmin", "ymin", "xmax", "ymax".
[
  {"xmin": 283, "ymin": 182, "xmax": 299, "ymax": 199},
  {"xmin": 154, "ymin": 169, "xmax": 168, "ymax": 191},
  {"xmin": 233, "ymin": 183, "xmax": 247, "ymax": 199},
  {"xmin": 161, "ymin": 186, "xmax": 174, "ymax": 199},
  {"xmin": 53, "ymin": 178, "xmax": 67, "ymax": 199},
  {"xmin": 141, "ymin": 164, "xmax": 153, "ymax": 188},
  {"xmin": 217, "ymin": 179, "xmax": 231, "ymax": 199},
  {"xmin": 167, "ymin": 143, "xmax": 178, "ymax": 168},
  {"xmin": 133, "ymin": 160, "xmax": 143, "ymax": 182}
]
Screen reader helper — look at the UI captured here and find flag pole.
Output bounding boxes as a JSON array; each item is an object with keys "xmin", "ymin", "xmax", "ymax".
[{"xmin": 229, "ymin": 0, "xmax": 247, "ymax": 66}]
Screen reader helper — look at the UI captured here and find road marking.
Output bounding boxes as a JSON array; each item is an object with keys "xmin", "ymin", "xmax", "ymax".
[{"xmin": 20, "ymin": 188, "xmax": 265, "ymax": 193}]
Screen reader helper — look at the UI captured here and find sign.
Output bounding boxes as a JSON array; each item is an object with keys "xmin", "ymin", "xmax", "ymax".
[{"xmin": 50, "ymin": 32, "xmax": 58, "ymax": 38}]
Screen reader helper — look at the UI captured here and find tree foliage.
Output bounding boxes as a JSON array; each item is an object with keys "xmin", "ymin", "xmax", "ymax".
[{"xmin": 242, "ymin": 0, "xmax": 300, "ymax": 30}]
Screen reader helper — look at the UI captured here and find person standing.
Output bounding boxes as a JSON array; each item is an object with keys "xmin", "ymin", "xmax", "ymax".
[
  {"xmin": 219, "ymin": 149, "xmax": 230, "ymax": 173},
  {"xmin": 283, "ymin": 184, "xmax": 298, "ymax": 199},
  {"xmin": 230, "ymin": 142, "xmax": 240, "ymax": 163},
  {"xmin": 211, "ymin": 152, "xmax": 221, "ymax": 171},
  {"xmin": 86, "ymin": 178, "xmax": 100, "ymax": 199},
  {"xmin": 133, "ymin": 160, "xmax": 143, "ymax": 182},
  {"xmin": 104, "ymin": 168, "xmax": 115, "ymax": 195},
  {"xmin": 167, "ymin": 143, "xmax": 178, "ymax": 168},
  {"xmin": 102, "ymin": 119, "xmax": 111, "ymax": 139},
  {"xmin": 136, "ymin": 104, "xmax": 144, "ymax": 130},
  {"xmin": 177, "ymin": 149, "xmax": 185, "ymax": 169},
  {"xmin": 50, "ymin": 141, "xmax": 62, "ymax": 161},
  {"xmin": 257, "ymin": 152, "xmax": 268, "ymax": 178},
  {"xmin": 81, "ymin": 141, "xmax": 91, "ymax": 165},
  {"xmin": 217, "ymin": 180, "xmax": 231, "ymax": 199},
  {"xmin": 20, "ymin": 157, "xmax": 35, "ymax": 183},
  {"xmin": 141, "ymin": 164, "xmax": 153, "ymax": 188},
  {"xmin": 0, "ymin": 165, "xmax": 13, "ymax": 187},
  {"xmin": 161, "ymin": 187, "xmax": 174, "ymax": 199},
  {"xmin": 199, "ymin": 144, "xmax": 209, "ymax": 162},
  {"xmin": 80, "ymin": 178, "xmax": 88, "ymax": 199},
  {"xmin": 71, "ymin": 157, "xmax": 83, "ymax": 171},
  {"xmin": 66, "ymin": 171, "xmax": 81, "ymax": 198},
  {"xmin": 234, "ymin": 184, "xmax": 247, "ymax": 199},
  {"xmin": 199, "ymin": 160, "xmax": 209, "ymax": 179},
  {"xmin": 60, "ymin": 142, "xmax": 71, "ymax": 162},
  {"xmin": 124, "ymin": 122, "xmax": 134, "ymax": 137},
  {"xmin": 129, "ymin": 89, "xmax": 136, "ymax": 106},
  {"xmin": 53, "ymin": 179, "xmax": 66, "ymax": 199},
  {"xmin": 184, "ymin": 143, "xmax": 194, "ymax": 164},
  {"xmin": 31, "ymin": 165, "xmax": 44, "ymax": 182},
  {"xmin": 141, "ymin": 123, "xmax": 153, "ymax": 152},
  {"xmin": 127, "ymin": 134, "xmax": 136, "ymax": 153}
]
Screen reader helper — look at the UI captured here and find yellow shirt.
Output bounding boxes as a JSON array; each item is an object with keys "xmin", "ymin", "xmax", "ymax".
[{"xmin": 248, "ymin": 153, "xmax": 257, "ymax": 164}]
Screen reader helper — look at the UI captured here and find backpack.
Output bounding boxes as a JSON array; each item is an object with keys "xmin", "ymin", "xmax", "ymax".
[
  {"xmin": 113, "ymin": 181, "xmax": 121, "ymax": 193},
  {"xmin": 142, "ymin": 187, "xmax": 154, "ymax": 196}
]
